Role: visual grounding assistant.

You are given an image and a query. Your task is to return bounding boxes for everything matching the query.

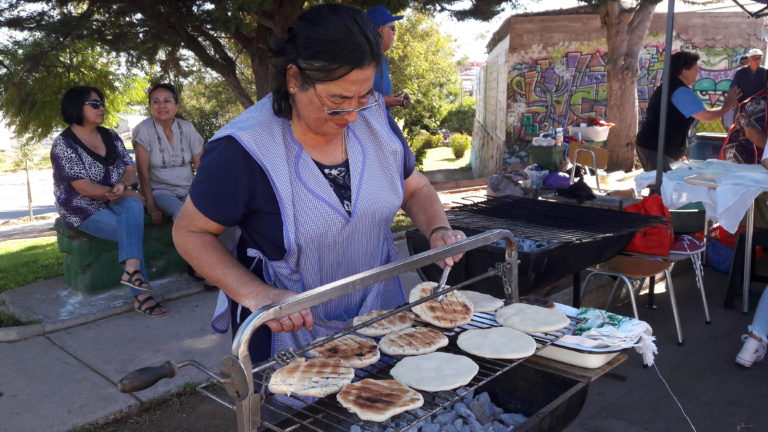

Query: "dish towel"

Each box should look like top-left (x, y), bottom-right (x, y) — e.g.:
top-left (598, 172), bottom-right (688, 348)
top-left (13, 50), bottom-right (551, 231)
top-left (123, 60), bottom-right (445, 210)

top-left (556, 305), bottom-right (658, 366)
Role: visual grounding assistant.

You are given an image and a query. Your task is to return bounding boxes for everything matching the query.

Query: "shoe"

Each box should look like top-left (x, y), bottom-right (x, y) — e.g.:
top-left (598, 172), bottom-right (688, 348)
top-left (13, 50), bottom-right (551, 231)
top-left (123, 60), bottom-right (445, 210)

top-left (669, 234), bottom-right (705, 255)
top-left (735, 332), bottom-right (767, 367)
top-left (133, 294), bottom-right (167, 318)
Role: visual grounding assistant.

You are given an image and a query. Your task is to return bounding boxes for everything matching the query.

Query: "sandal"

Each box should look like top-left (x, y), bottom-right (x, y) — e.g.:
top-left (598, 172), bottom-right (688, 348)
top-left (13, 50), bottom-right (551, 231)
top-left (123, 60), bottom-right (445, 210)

top-left (121, 269), bottom-right (153, 292)
top-left (134, 294), bottom-right (167, 318)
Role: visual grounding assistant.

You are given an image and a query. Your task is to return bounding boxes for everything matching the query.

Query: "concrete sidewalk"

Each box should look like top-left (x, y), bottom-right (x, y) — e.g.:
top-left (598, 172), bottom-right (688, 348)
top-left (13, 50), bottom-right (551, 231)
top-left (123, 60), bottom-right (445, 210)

top-left (0, 239), bottom-right (423, 432)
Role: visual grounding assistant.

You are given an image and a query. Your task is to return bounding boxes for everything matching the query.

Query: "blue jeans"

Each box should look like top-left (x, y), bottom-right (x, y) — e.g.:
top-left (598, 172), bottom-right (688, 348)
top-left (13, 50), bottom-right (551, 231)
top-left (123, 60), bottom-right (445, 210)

top-left (152, 190), bottom-right (186, 221)
top-left (749, 287), bottom-right (768, 340)
top-left (78, 196), bottom-right (147, 296)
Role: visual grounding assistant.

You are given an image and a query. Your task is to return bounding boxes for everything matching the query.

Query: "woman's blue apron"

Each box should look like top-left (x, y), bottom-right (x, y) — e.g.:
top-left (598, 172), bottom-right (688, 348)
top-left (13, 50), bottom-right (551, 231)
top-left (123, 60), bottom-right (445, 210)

top-left (209, 93), bottom-right (406, 356)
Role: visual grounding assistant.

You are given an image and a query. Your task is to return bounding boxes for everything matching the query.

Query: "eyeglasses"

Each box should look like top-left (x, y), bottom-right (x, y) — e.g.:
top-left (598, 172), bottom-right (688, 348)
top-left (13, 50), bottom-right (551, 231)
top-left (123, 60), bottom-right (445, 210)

top-left (311, 86), bottom-right (378, 116)
top-left (84, 100), bottom-right (105, 110)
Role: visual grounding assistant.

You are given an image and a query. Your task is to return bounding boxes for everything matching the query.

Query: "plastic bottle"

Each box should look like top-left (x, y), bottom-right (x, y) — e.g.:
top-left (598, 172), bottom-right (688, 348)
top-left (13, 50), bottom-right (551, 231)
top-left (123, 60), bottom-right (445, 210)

top-left (555, 128), bottom-right (564, 146)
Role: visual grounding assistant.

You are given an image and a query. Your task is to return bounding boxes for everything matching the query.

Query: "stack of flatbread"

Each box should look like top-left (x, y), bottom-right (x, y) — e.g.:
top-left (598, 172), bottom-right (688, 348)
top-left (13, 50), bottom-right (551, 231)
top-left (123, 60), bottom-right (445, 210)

top-left (457, 327), bottom-right (536, 359)
top-left (353, 309), bottom-right (415, 337)
top-left (409, 282), bottom-right (473, 328)
top-left (337, 379), bottom-right (424, 422)
top-left (379, 326), bottom-right (448, 356)
top-left (268, 357), bottom-right (354, 397)
top-left (496, 303), bottom-right (570, 334)
top-left (308, 335), bottom-right (380, 368)
top-left (390, 352), bottom-right (479, 392)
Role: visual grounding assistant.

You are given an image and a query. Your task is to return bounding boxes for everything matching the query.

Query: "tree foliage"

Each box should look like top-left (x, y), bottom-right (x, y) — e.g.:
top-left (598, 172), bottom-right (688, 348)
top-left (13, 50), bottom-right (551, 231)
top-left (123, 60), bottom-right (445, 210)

top-left (388, 11), bottom-right (459, 137)
top-left (440, 96), bottom-right (476, 134)
top-left (576, 0), bottom-right (662, 170)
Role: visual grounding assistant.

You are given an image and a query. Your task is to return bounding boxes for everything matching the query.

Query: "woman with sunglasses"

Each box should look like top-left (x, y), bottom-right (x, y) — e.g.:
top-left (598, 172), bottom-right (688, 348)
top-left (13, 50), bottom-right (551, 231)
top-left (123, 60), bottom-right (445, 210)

top-left (51, 86), bottom-right (167, 318)
top-left (173, 4), bottom-right (463, 364)
top-left (132, 83), bottom-right (203, 225)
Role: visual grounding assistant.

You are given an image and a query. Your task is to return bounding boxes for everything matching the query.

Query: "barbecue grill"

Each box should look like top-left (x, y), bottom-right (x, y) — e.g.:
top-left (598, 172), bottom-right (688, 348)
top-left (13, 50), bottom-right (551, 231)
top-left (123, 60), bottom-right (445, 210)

top-left (117, 230), bottom-right (598, 432)
top-left (407, 196), bottom-right (668, 302)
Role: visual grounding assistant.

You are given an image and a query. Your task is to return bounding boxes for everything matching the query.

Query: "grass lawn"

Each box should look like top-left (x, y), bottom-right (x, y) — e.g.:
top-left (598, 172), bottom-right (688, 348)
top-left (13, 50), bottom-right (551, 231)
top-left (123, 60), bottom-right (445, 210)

top-left (421, 146), bottom-right (471, 171)
top-left (0, 236), bottom-right (64, 295)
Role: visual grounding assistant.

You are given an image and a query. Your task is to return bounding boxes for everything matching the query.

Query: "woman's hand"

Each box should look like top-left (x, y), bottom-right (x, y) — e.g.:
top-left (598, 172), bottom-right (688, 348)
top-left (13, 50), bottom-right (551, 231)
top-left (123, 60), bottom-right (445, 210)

top-left (428, 227), bottom-right (466, 268)
top-left (251, 289), bottom-right (315, 334)
top-left (105, 182), bottom-right (126, 201)
top-left (147, 207), bottom-right (164, 224)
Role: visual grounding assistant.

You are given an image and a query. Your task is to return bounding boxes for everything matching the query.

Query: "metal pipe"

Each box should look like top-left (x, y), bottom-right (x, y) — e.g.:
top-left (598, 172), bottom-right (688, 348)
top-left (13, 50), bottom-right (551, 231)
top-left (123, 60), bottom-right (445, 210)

top-left (654, 0), bottom-right (676, 190)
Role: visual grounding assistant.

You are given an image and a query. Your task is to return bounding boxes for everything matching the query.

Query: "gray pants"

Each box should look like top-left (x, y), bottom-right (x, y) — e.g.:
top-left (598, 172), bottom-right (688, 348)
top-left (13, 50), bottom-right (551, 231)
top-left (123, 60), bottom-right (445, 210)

top-left (636, 145), bottom-right (676, 172)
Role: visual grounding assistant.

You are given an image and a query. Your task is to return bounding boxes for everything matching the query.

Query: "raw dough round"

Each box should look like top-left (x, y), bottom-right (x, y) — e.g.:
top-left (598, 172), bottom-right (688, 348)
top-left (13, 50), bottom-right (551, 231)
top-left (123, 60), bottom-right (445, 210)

top-left (459, 291), bottom-right (504, 312)
top-left (495, 302), bottom-right (570, 334)
top-left (457, 327), bottom-right (536, 359)
top-left (390, 352), bottom-right (478, 392)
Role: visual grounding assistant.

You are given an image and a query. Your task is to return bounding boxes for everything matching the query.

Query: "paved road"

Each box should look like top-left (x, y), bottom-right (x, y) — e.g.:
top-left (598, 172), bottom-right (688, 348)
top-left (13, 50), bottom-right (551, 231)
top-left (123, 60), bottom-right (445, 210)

top-left (0, 169), bottom-right (56, 222)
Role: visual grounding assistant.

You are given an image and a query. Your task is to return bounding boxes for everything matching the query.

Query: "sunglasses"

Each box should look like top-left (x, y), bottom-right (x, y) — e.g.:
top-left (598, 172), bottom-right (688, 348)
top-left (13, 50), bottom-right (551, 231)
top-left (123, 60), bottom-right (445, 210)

top-left (84, 100), bottom-right (106, 110)
top-left (311, 86), bottom-right (378, 116)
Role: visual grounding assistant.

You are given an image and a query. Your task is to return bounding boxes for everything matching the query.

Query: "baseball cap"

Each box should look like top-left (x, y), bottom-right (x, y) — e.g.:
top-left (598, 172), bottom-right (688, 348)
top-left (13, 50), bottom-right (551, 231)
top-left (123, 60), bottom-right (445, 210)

top-left (367, 6), bottom-right (403, 28)
top-left (747, 48), bottom-right (763, 57)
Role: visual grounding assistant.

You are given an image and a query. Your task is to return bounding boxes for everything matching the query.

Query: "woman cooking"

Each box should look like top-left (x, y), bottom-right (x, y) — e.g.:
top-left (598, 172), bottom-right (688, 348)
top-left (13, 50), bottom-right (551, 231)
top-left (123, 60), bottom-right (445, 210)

top-left (173, 4), bottom-right (464, 362)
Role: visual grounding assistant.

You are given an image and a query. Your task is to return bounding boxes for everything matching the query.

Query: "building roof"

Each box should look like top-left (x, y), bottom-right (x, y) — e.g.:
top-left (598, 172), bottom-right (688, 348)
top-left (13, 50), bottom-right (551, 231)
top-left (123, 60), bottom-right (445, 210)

top-left (486, 6), bottom-right (597, 52)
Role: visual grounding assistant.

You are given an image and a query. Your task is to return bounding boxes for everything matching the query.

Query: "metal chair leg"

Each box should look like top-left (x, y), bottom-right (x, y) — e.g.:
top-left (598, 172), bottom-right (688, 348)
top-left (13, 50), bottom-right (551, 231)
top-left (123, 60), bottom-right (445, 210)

top-left (604, 276), bottom-right (623, 311)
top-left (665, 269), bottom-right (684, 345)
top-left (691, 253), bottom-right (711, 324)
top-left (619, 275), bottom-right (640, 320)
top-left (581, 272), bottom-right (601, 304)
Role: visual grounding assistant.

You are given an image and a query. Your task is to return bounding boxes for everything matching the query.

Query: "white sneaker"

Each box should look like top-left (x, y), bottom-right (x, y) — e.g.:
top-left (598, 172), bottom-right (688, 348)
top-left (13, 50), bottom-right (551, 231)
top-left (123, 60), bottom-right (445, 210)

top-left (735, 333), bottom-right (767, 367)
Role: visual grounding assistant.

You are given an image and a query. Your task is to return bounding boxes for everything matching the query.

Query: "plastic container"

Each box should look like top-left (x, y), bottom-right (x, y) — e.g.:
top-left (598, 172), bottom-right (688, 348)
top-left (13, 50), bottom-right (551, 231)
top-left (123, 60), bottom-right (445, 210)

top-left (568, 126), bottom-right (610, 141)
top-left (535, 344), bottom-right (621, 369)
top-left (688, 132), bottom-right (726, 160)
top-left (529, 145), bottom-right (566, 172)
top-left (670, 201), bottom-right (706, 234)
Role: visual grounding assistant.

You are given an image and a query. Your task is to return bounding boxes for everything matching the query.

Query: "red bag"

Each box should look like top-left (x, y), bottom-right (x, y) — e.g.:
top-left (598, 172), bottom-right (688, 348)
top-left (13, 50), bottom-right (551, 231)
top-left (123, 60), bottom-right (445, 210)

top-left (623, 194), bottom-right (674, 256)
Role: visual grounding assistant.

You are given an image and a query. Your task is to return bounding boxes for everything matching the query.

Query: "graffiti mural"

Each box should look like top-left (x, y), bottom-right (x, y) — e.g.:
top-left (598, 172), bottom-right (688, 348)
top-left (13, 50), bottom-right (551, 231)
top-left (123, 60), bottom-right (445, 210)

top-left (509, 43), bottom-right (747, 140)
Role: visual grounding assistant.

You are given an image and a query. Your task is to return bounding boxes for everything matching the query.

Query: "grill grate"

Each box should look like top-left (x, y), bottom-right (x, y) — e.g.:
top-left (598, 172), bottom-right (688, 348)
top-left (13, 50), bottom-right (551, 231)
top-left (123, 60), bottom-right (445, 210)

top-left (445, 196), bottom-right (667, 245)
top-left (254, 312), bottom-right (583, 432)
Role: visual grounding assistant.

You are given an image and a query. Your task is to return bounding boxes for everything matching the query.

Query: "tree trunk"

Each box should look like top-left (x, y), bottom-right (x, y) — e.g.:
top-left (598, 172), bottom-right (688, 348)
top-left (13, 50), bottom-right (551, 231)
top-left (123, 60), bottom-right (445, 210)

top-left (602, 1), bottom-right (656, 171)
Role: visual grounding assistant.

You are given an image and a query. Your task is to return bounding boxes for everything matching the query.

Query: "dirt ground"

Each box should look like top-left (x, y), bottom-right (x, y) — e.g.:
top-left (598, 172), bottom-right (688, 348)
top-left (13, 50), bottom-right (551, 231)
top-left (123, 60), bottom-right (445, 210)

top-left (71, 386), bottom-right (235, 432)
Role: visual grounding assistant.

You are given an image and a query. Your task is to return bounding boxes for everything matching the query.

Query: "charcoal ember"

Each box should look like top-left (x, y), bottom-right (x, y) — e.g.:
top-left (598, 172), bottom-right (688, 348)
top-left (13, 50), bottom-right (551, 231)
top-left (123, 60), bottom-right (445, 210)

top-left (433, 410), bottom-right (458, 425)
top-left (500, 412), bottom-right (527, 428)
top-left (350, 426), bottom-right (362, 432)
top-left (454, 418), bottom-right (465, 430)
top-left (469, 393), bottom-right (495, 424)
top-left (421, 423), bottom-right (440, 432)
top-left (454, 401), bottom-right (476, 422)
top-left (468, 417), bottom-right (485, 432)
top-left (461, 390), bottom-right (475, 404)
top-left (442, 425), bottom-right (458, 432)
top-left (490, 421), bottom-right (507, 432)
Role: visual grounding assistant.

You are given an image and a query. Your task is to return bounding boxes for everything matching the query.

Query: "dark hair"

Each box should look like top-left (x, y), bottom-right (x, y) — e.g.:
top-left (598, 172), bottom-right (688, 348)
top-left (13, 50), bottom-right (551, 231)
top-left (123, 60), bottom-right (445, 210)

top-left (148, 83), bottom-right (179, 104)
top-left (270, 4), bottom-right (382, 119)
top-left (670, 51), bottom-right (700, 79)
top-left (61, 86), bottom-right (105, 126)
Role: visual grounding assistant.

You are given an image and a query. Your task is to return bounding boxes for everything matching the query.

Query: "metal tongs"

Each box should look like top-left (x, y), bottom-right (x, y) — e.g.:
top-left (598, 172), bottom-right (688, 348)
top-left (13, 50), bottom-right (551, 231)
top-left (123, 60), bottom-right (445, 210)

top-left (431, 264), bottom-right (453, 301)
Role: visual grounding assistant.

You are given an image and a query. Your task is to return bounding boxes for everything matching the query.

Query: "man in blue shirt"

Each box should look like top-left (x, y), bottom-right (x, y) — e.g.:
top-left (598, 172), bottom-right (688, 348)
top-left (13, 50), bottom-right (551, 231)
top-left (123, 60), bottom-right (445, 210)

top-left (367, 6), bottom-right (411, 111)
top-left (731, 48), bottom-right (767, 103)
top-left (636, 51), bottom-right (740, 172)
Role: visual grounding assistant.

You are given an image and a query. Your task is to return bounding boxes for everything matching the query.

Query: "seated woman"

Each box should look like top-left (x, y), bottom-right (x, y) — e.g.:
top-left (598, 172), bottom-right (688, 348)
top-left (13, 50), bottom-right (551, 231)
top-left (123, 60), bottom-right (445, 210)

top-left (132, 83), bottom-right (204, 224)
top-left (50, 85), bottom-right (167, 318)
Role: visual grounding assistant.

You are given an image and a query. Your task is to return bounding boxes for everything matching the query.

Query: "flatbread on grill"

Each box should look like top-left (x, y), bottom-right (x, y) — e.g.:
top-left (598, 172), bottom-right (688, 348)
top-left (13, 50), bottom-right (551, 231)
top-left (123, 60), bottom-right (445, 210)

top-left (390, 352), bottom-right (479, 392)
top-left (337, 379), bottom-right (424, 422)
top-left (408, 282), bottom-right (473, 328)
top-left (308, 334), bottom-right (380, 368)
top-left (459, 291), bottom-right (504, 312)
top-left (496, 303), bottom-right (570, 334)
top-left (268, 357), bottom-right (354, 398)
top-left (379, 326), bottom-right (448, 356)
top-left (353, 309), bottom-right (416, 337)
top-left (457, 327), bottom-right (537, 359)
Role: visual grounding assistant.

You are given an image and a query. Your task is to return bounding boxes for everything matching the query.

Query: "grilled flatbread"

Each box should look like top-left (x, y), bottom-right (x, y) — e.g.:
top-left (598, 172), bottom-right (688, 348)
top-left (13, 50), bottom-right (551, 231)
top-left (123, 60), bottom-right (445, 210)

top-left (459, 291), bottom-right (504, 312)
top-left (308, 334), bottom-right (380, 368)
top-left (353, 309), bottom-right (416, 337)
top-left (457, 327), bottom-right (537, 359)
top-left (268, 357), bottom-right (354, 398)
top-left (390, 352), bottom-right (479, 392)
top-left (409, 282), bottom-right (473, 328)
top-left (379, 326), bottom-right (448, 356)
top-left (337, 379), bottom-right (424, 422)
top-left (496, 303), bottom-right (570, 334)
